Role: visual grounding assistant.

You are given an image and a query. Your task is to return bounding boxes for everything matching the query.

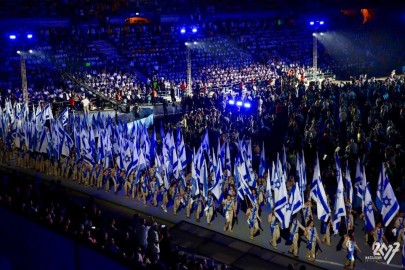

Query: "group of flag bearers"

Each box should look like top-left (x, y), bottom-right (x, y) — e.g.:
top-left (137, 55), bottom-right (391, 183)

top-left (1, 102), bottom-right (405, 269)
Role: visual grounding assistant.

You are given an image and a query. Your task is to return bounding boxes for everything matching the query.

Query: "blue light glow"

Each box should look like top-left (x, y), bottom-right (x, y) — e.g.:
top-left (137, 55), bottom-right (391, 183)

top-left (9, 35), bottom-right (16, 40)
top-left (236, 101), bottom-right (243, 106)
top-left (180, 28), bottom-right (186, 34)
top-left (244, 102), bottom-right (251, 108)
top-left (228, 100), bottom-right (235, 105)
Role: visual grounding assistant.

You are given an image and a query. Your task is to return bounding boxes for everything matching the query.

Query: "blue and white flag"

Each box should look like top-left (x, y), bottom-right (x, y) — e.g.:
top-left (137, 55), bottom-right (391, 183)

top-left (363, 182), bottom-right (375, 232)
top-left (225, 142), bottom-right (231, 172)
top-left (310, 153), bottom-right (331, 223)
top-left (258, 141), bottom-right (266, 178)
top-left (381, 174), bottom-right (400, 226)
top-left (290, 182), bottom-right (303, 216)
top-left (210, 158), bottom-right (223, 201)
top-left (375, 163), bottom-right (386, 212)
top-left (344, 161), bottom-right (353, 205)
top-left (42, 103), bottom-right (54, 122)
top-left (191, 159), bottom-right (200, 196)
top-left (176, 125), bottom-right (187, 170)
top-left (201, 159), bottom-right (209, 199)
top-left (333, 153), bottom-right (346, 235)
top-left (58, 107), bottom-right (69, 126)
top-left (354, 159), bottom-right (364, 200)
top-left (265, 169), bottom-right (274, 212)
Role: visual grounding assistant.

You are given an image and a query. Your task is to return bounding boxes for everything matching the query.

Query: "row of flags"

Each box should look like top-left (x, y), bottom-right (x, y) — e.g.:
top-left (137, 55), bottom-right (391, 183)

top-left (1, 101), bottom-right (401, 234)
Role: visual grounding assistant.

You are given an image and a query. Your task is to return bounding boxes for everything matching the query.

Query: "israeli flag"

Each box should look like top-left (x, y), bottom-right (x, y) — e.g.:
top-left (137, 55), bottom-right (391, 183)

top-left (210, 159), bottom-right (223, 201)
top-left (333, 153), bottom-right (346, 235)
top-left (363, 183), bottom-right (375, 232)
top-left (58, 107), bottom-right (69, 126)
top-left (375, 163), bottom-right (385, 212)
top-left (354, 159), bottom-right (364, 200)
top-left (311, 153), bottom-right (331, 223)
top-left (381, 174), bottom-right (400, 226)
top-left (344, 161), bottom-right (353, 205)
top-left (258, 141), bottom-right (266, 178)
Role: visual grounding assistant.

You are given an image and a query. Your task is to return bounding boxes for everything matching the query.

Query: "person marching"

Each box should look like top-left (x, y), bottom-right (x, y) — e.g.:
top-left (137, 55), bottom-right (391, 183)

top-left (268, 209), bottom-right (280, 249)
top-left (205, 191), bottom-right (215, 225)
top-left (302, 198), bottom-right (313, 225)
top-left (160, 183), bottom-right (169, 213)
top-left (124, 170), bottom-right (133, 197)
top-left (149, 177), bottom-right (159, 207)
top-left (305, 219), bottom-right (322, 262)
top-left (288, 214), bottom-right (306, 257)
top-left (185, 183), bottom-right (193, 218)
top-left (194, 193), bottom-right (203, 222)
top-left (321, 218), bottom-right (332, 246)
top-left (343, 230), bottom-right (361, 270)
top-left (246, 200), bottom-right (261, 240)
top-left (223, 194), bottom-right (235, 232)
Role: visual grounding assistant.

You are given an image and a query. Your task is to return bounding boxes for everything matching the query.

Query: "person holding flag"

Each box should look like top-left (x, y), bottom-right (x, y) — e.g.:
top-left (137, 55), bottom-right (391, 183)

top-left (393, 213), bottom-right (405, 246)
top-left (149, 177), bottom-right (159, 207)
top-left (343, 230), bottom-right (361, 270)
top-left (288, 214), bottom-right (306, 257)
top-left (194, 193), bottom-right (204, 222)
top-left (305, 219), bottom-right (322, 262)
top-left (302, 198), bottom-right (313, 225)
top-left (246, 200), bottom-right (261, 240)
top-left (268, 209), bottom-right (280, 249)
top-left (185, 183), bottom-right (194, 218)
top-left (205, 190), bottom-right (215, 225)
top-left (223, 193), bottom-right (236, 233)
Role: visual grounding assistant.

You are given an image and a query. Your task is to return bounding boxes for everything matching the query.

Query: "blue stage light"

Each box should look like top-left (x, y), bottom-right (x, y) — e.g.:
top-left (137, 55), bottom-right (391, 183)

top-left (244, 102), bottom-right (251, 108)
top-left (27, 34), bottom-right (33, 39)
top-left (180, 28), bottom-right (186, 34)
top-left (192, 27), bottom-right (197, 33)
top-left (236, 101), bottom-right (243, 106)
top-left (228, 100), bottom-right (235, 105)
top-left (319, 21), bottom-right (324, 25)
top-left (310, 21), bottom-right (314, 25)
top-left (9, 35), bottom-right (16, 40)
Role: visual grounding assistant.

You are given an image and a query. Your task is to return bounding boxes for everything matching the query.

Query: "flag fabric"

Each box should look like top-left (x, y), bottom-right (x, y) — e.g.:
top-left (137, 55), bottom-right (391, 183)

top-left (273, 155), bottom-right (288, 226)
top-left (58, 107), bottom-right (69, 126)
top-left (191, 159), bottom-right (200, 196)
top-left (375, 163), bottom-right (385, 212)
top-left (344, 161), bottom-right (353, 205)
top-left (354, 159), bottom-right (364, 200)
top-left (210, 159), bottom-right (223, 201)
top-left (381, 173), bottom-right (400, 226)
top-left (265, 169), bottom-right (274, 212)
top-left (310, 153), bottom-right (331, 223)
top-left (333, 153), bottom-right (346, 235)
top-left (258, 141), bottom-right (266, 178)
top-left (363, 182), bottom-right (375, 232)
top-left (290, 182), bottom-right (303, 216)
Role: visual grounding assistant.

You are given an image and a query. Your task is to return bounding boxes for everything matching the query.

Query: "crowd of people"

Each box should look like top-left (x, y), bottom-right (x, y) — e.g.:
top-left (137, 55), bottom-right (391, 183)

top-left (0, 70), bottom-right (404, 269)
top-left (0, 9), bottom-right (404, 270)
top-left (0, 169), bottom-right (232, 270)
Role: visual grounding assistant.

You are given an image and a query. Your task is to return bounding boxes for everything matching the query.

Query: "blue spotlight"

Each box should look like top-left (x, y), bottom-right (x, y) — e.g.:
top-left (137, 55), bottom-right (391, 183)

top-left (228, 100), bottom-right (235, 105)
top-left (180, 28), bottom-right (186, 34)
top-left (319, 21), bottom-right (324, 25)
top-left (236, 101), bottom-right (243, 107)
top-left (244, 102), bottom-right (251, 108)
top-left (27, 34), bottom-right (33, 39)
top-left (192, 27), bottom-right (197, 33)
top-left (9, 35), bottom-right (16, 40)
top-left (310, 21), bottom-right (314, 25)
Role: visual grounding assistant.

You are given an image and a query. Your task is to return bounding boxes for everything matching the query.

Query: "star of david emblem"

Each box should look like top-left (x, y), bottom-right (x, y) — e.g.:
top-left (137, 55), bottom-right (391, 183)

top-left (286, 203), bottom-right (292, 211)
top-left (337, 189), bottom-right (342, 196)
top-left (366, 201), bottom-right (373, 213)
top-left (125, 155), bottom-right (131, 163)
top-left (274, 179), bottom-right (281, 189)
top-left (382, 196), bottom-right (391, 207)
